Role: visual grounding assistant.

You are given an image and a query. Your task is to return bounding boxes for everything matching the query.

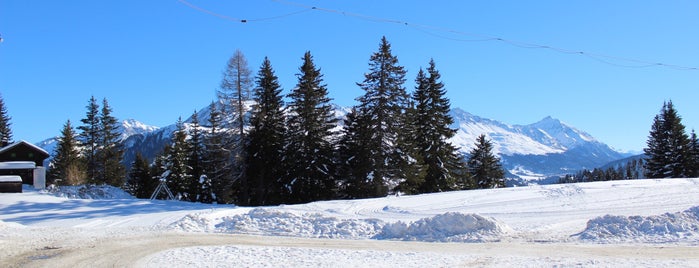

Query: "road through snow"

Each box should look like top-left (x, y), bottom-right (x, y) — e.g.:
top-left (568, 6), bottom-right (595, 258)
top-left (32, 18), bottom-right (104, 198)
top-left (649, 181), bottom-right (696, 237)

top-left (4, 231), bottom-right (699, 268)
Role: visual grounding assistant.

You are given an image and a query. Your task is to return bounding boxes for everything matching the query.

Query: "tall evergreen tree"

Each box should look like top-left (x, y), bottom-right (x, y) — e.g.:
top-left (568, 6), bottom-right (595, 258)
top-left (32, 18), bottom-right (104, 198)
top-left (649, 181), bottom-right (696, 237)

top-left (166, 117), bottom-right (194, 200)
top-left (188, 110), bottom-right (205, 199)
top-left (402, 60), bottom-right (467, 194)
top-left (467, 134), bottom-right (505, 189)
top-left (0, 94), bottom-right (12, 147)
top-left (203, 102), bottom-right (233, 203)
top-left (347, 36), bottom-right (409, 197)
top-left (245, 57), bottom-right (286, 206)
top-left (99, 98), bottom-right (126, 186)
top-left (48, 120), bottom-right (85, 185)
top-left (284, 51), bottom-right (338, 203)
top-left (78, 96), bottom-right (101, 184)
top-left (644, 100), bottom-right (692, 178)
top-left (688, 130), bottom-right (699, 177)
top-left (126, 153), bottom-right (154, 199)
top-left (337, 108), bottom-right (377, 199)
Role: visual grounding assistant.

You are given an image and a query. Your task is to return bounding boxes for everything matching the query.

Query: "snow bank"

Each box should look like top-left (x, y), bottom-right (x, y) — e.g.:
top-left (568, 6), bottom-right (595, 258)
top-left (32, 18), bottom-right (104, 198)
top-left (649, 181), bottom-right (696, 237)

top-left (376, 212), bottom-right (508, 242)
top-left (171, 209), bottom-right (509, 243)
top-left (578, 206), bottom-right (699, 243)
top-left (172, 208), bottom-right (384, 239)
top-left (44, 185), bottom-right (134, 199)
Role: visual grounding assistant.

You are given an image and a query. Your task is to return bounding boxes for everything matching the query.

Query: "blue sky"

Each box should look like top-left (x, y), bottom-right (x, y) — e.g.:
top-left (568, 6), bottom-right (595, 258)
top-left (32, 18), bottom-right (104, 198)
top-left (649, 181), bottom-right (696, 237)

top-left (1, 0), bottom-right (697, 153)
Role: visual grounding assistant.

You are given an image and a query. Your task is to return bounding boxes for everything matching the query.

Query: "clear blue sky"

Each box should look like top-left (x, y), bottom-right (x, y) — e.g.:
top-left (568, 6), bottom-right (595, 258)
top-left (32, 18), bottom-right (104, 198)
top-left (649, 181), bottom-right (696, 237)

top-left (1, 0), bottom-right (697, 153)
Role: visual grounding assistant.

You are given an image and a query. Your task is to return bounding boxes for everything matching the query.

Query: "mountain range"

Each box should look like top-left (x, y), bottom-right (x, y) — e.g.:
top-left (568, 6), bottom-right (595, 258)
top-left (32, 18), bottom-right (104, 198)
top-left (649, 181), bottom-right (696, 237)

top-left (37, 104), bottom-right (628, 186)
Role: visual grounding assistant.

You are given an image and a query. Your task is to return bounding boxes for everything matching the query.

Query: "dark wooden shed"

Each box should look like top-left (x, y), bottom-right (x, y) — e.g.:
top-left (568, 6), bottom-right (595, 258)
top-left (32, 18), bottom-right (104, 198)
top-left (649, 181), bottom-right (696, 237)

top-left (0, 141), bottom-right (49, 186)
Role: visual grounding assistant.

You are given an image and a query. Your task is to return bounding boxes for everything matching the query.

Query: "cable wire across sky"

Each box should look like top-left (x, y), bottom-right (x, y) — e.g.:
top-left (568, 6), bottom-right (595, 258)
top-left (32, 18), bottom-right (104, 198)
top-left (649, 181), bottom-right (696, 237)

top-left (178, 0), bottom-right (697, 72)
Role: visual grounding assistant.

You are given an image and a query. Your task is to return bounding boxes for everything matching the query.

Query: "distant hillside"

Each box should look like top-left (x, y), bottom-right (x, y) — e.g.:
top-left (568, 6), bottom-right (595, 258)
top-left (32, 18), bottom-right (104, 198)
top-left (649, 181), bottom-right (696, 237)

top-left (37, 103), bottom-right (626, 186)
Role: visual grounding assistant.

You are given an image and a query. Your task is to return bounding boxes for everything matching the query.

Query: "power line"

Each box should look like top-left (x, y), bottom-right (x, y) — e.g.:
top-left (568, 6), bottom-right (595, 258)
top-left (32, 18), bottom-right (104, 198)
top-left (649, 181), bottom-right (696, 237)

top-left (178, 0), bottom-right (312, 23)
top-left (270, 0), bottom-right (698, 71)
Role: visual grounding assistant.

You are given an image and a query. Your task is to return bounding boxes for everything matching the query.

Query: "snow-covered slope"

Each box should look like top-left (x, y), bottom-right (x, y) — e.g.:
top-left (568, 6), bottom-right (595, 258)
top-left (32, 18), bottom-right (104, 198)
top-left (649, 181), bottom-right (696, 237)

top-left (1, 179), bottom-right (699, 266)
top-left (448, 108), bottom-right (624, 182)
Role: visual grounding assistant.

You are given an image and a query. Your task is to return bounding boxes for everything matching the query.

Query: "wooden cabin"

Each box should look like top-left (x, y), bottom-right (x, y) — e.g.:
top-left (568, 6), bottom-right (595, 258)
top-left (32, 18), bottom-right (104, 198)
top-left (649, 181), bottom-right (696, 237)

top-left (0, 140), bottom-right (49, 191)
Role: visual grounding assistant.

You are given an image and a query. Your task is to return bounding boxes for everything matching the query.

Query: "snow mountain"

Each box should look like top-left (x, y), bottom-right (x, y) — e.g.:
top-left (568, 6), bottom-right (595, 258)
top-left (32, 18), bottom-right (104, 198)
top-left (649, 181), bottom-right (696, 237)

top-left (37, 105), bottom-right (625, 185)
top-left (448, 108), bottom-right (624, 184)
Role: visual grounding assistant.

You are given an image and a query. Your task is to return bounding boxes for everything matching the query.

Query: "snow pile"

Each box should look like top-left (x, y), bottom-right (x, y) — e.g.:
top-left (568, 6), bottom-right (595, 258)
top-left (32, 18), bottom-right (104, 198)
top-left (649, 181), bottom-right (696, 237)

top-left (173, 208), bottom-right (384, 239)
top-left (376, 212), bottom-right (508, 242)
top-left (578, 206), bottom-right (699, 243)
top-left (44, 185), bottom-right (134, 199)
top-left (171, 209), bottom-right (509, 242)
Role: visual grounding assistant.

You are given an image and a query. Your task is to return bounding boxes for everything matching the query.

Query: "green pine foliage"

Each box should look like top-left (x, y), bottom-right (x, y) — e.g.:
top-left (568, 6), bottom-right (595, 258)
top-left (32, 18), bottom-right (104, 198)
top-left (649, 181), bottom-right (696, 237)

top-left (644, 101), bottom-right (693, 178)
top-left (688, 130), bottom-right (699, 177)
top-left (126, 153), bottom-right (155, 198)
top-left (467, 134), bottom-right (505, 189)
top-left (48, 120), bottom-right (85, 185)
top-left (245, 57), bottom-right (287, 206)
top-left (78, 96), bottom-right (101, 184)
top-left (337, 108), bottom-right (378, 199)
top-left (188, 110), bottom-right (205, 200)
top-left (203, 102), bottom-right (234, 204)
top-left (166, 117), bottom-right (194, 201)
top-left (401, 60), bottom-right (467, 194)
top-left (284, 51), bottom-right (339, 204)
top-left (345, 36), bottom-right (409, 197)
top-left (99, 98), bottom-right (126, 186)
top-left (0, 94), bottom-right (12, 147)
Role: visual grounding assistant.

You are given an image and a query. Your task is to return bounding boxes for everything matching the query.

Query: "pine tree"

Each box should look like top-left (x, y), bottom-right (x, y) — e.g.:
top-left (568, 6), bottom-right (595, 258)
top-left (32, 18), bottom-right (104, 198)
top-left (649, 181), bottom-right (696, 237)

top-left (166, 117), bottom-right (194, 201)
top-left (48, 120), bottom-right (85, 185)
top-left (126, 153), bottom-right (154, 198)
top-left (348, 36), bottom-right (409, 197)
top-left (284, 51), bottom-right (338, 203)
top-left (78, 96), bottom-right (101, 184)
top-left (0, 94), bottom-right (12, 147)
top-left (337, 108), bottom-right (377, 199)
top-left (402, 60), bottom-right (467, 194)
top-left (99, 98), bottom-right (126, 186)
top-left (467, 134), bottom-right (505, 189)
top-left (644, 101), bottom-right (692, 178)
top-left (188, 110), bottom-right (205, 200)
top-left (197, 175), bottom-right (216, 204)
top-left (245, 57), bottom-right (286, 206)
top-left (202, 102), bottom-right (234, 203)
top-left (687, 130), bottom-right (699, 177)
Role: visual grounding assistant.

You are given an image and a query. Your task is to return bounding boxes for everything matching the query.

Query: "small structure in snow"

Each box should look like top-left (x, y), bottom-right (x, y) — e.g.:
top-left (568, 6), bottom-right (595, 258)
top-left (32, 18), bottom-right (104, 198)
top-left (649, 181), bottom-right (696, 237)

top-left (0, 140), bottom-right (49, 189)
top-left (150, 178), bottom-right (176, 200)
top-left (0, 175), bottom-right (22, 193)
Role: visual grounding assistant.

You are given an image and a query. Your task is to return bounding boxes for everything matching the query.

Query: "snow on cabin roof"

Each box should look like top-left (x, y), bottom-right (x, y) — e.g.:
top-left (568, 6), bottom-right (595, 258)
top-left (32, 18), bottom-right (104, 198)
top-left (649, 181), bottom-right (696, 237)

top-left (0, 140), bottom-right (49, 156)
top-left (0, 161), bottom-right (36, 169)
top-left (0, 175), bottom-right (22, 182)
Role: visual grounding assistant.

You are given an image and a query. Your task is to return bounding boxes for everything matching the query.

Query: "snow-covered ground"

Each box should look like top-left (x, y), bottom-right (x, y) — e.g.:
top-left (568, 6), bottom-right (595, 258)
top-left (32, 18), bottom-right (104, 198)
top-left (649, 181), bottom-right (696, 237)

top-left (2, 179), bottom-right (699, 267)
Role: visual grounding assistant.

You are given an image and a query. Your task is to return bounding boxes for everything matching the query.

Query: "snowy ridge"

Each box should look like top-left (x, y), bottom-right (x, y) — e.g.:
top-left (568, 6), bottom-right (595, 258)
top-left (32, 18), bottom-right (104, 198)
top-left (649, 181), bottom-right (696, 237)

top-left (119, 119), bottom-right (160, 140)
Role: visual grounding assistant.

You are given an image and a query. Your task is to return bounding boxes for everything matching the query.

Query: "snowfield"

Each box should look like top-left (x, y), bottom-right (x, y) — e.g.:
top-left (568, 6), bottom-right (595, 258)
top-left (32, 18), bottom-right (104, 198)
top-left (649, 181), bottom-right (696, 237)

top-left (1, 179), bottom-right (699, 267)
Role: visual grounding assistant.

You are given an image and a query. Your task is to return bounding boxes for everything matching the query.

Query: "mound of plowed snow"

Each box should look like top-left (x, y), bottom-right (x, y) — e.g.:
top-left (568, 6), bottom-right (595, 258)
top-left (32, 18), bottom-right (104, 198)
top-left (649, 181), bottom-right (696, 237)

top-left (171, 209), bottom-right (509, 242)
top-left (172, 208), bottom-right (384, 239)
top-left (578, 206), bottom-right (699, 243)
top-left (376, 212), bottom-right (508, 242)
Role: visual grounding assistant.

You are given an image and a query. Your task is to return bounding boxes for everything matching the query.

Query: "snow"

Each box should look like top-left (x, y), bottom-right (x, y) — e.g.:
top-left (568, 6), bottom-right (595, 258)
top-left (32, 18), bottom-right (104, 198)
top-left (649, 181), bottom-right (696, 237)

top-left (1, 178), bottom-right (699, 266)
top-left (578, 206), bottom-right (699, 243)
top-left (0, 175), bottom-right (22, 182)
top-left (0, 161), bottom-right (35, 169)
